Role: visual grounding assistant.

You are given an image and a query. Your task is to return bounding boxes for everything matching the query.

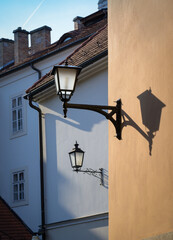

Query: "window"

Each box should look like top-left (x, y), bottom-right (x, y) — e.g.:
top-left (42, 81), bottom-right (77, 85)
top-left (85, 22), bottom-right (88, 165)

top-left (11, 168), bottom-right (28, 207)
top-left (10, 94), bottom-right (27, 138)
top-left (13, 171), bottom-right (25, 201)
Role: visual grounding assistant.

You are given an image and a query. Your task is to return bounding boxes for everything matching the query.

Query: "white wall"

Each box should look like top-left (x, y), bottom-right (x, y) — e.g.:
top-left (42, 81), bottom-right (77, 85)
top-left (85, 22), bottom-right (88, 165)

top-left (39, 66), bottom-right (108, 227)
top-left (0, 43), bottom-right (82, 232)
top-left (0, 68), bottom-right (41, 232)
top-left (47, 214), bottom-right (108, 240)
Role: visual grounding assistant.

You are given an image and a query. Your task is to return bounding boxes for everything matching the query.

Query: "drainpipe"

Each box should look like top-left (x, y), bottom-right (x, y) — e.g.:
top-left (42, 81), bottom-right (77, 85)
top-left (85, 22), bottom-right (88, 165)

top-left (28, 64), bottom-right (45, 240)
top-left (30, 63), bottom-right (41, 79)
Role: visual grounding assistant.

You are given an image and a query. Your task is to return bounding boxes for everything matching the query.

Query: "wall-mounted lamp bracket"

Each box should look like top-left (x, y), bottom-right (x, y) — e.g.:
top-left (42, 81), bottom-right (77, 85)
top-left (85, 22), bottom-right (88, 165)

top-left (63, 99), bottom-right (122, 140)
top-left (74, 168), bottom-right (104, 185)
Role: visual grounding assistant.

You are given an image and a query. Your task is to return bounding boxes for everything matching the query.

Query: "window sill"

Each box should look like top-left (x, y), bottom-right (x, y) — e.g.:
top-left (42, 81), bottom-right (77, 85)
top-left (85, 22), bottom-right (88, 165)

top-left (11, 199), bottom-right (29, 208)
top-left (10, 130), bottom-right (27, 140)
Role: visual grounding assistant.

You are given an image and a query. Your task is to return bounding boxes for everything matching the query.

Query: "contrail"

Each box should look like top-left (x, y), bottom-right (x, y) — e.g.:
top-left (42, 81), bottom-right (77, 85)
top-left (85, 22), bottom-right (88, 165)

top-left (22, 0), bottom-right (46, 28)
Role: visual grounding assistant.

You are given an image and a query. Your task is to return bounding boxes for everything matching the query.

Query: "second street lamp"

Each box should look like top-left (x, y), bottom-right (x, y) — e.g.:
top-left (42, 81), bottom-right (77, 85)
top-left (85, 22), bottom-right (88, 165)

top-left (69, 142), bottom-right (104, 186)
top-left (69, 142), bottom-right (85, 172)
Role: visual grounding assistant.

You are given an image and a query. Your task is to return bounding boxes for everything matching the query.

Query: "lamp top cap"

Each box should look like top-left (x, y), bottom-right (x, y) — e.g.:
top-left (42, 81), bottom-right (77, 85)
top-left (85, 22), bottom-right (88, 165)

top-left (51, 64), bottom-right (82, 75)
top-left (69, 141), bottom-right (85, 154)
top-left (52, 64), bottom-right (82, 73)
top-left (75, 141), bottom-right (79, 148)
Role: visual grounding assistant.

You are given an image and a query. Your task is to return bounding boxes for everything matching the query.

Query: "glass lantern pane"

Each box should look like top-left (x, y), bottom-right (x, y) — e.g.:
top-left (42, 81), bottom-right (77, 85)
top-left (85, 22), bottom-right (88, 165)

top-left (69, 152), bottom-right (76, 168)
top-left (75, 152), bottom-right (84, 167)
top-left (54, 72), bottom-right (59, 93)
top-left (58, 68), bottom-right (77, 91)
top-left (61, 90), bottom-right (71, 100)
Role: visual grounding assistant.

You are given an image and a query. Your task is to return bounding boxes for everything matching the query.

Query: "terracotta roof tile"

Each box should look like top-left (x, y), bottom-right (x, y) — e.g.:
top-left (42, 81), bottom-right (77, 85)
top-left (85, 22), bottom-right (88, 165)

top-left (26, 24), bottom-right (107, 94)
top-left (0, 197), bottom-right (33, 240)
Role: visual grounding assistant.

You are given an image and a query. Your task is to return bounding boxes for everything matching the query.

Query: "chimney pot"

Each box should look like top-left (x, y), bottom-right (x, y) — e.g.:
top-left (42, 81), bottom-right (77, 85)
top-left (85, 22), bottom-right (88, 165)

top-left (73, 16), bottom-right (83, 30)
top-left (98, 0), bottom-right (107, 10)
top-left (13, 27), bottom-right (29, 64)
top-left (30, 25), bottom-right (52, 53)
top-left (0, 38), bottom-right (14, 68)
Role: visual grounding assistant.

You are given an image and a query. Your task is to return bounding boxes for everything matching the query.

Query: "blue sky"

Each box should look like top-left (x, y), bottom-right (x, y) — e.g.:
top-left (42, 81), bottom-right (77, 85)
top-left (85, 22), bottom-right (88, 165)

top-left (0, 0), bottom-right (98, 44)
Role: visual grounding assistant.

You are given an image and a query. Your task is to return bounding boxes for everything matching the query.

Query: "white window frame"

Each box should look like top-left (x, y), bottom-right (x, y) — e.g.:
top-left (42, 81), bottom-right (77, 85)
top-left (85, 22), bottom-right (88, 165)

top-left (10, 93), bottom-right (27, 139)
top-left (11, 167), bottom-right (28, 207)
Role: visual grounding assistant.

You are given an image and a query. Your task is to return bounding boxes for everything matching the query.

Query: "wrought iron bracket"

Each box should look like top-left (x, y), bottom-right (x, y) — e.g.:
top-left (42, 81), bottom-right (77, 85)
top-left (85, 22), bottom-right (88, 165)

top-left (74, 168), bottom-right (104, 185)
top-left (63, 99), bottom-right (122, 140)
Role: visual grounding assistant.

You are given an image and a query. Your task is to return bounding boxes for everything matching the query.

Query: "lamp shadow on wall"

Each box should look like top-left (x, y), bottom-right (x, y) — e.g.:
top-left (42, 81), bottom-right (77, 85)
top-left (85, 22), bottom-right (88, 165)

top-left (122, 89), bottom-right (166, 155)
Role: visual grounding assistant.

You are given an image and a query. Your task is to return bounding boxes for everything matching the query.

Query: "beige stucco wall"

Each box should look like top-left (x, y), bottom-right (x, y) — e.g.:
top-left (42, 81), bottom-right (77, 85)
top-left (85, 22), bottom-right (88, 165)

top-left (108, 1), bottom-right (173, 239)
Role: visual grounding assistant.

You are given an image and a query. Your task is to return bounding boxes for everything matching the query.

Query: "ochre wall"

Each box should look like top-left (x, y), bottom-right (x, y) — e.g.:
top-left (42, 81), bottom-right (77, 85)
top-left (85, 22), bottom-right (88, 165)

top-left (108, 1), bottom-right (173, 239)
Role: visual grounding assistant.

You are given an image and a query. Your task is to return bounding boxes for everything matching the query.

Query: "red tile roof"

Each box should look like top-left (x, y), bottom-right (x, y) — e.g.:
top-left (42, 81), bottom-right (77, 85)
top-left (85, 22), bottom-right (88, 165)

top-left (26, 24), bottom-right (107, 95)
top-left (0, 197), bottom-right (33, 240)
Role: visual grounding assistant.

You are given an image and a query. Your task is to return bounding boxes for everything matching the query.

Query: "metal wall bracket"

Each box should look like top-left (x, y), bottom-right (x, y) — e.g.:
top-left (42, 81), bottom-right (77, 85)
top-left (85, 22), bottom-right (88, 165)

top-left (63, 99), bottom-right (122, 140)
top-left (74, 168), bottom-right (104, 185)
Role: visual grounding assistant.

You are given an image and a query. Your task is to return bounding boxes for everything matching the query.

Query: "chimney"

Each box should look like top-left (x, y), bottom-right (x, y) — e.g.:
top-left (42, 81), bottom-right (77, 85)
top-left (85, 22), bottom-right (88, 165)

top-left (98, 0), bottom-right (107, 10)
top-left (0, 38), bottom-right (14, 68)
top-left (30, 25), bottom-right (52, 53)
top-left (13, 27), bottom-right (29, 64)
top-left (73, 16), bottom-right (83, 30)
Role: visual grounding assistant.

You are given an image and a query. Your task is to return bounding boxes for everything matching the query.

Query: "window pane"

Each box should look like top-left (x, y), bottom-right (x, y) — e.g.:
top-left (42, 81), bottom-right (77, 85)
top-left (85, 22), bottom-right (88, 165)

top-left (14, 192), bottom-right (18, 201)
top-left (18, 119), bottom-right (23, 131)
top-left (13, 184), bottom-right (18, 192)
top-left (12, 110), bottom-right (17, 121)
top-left (20, 192), bottom-right (24, 200)
top-left (12, 99), bottom-right (16, 108)
top-left (13, 121), bottom-right (17, 132)
top-left (18, 97), bottom-right (22, 106)
top-left (13, 174), bottom-right (18, 182)
top-left (19, 183), bottom-right (24, 200)
top-left (19, 172), bottom-right (24, 181)
top-left (19, 183), bottom-right (24, 191)
top-left (18, 109), bottom-right (22, 119)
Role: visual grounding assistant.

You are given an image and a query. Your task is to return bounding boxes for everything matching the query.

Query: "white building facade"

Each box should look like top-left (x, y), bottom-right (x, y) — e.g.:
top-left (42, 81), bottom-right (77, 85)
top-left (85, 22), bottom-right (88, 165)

top-left (0, 4), bottom-right (108, 240)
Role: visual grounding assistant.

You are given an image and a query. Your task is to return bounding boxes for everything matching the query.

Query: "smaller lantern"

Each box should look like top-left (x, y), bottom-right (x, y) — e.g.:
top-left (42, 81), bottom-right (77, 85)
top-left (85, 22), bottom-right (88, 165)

top-left (69, 142), bottom-right (85, 171)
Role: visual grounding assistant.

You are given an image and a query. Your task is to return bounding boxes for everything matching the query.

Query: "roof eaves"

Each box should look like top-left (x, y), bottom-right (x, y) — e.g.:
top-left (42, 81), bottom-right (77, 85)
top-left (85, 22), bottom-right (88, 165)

top-left (24, 78), bottom-right (55, 99)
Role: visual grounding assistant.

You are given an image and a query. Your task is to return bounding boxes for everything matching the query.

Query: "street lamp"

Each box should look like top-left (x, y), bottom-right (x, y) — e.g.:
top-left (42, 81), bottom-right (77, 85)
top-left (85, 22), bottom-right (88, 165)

top-left (69, 141), bottom-right (85, 171)
top-left (51, 63), bottom-right (82, 102)
top-left (69, 142), bottom-right (104, 185)
top-left (51, 63), bottom-right (122, 139)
